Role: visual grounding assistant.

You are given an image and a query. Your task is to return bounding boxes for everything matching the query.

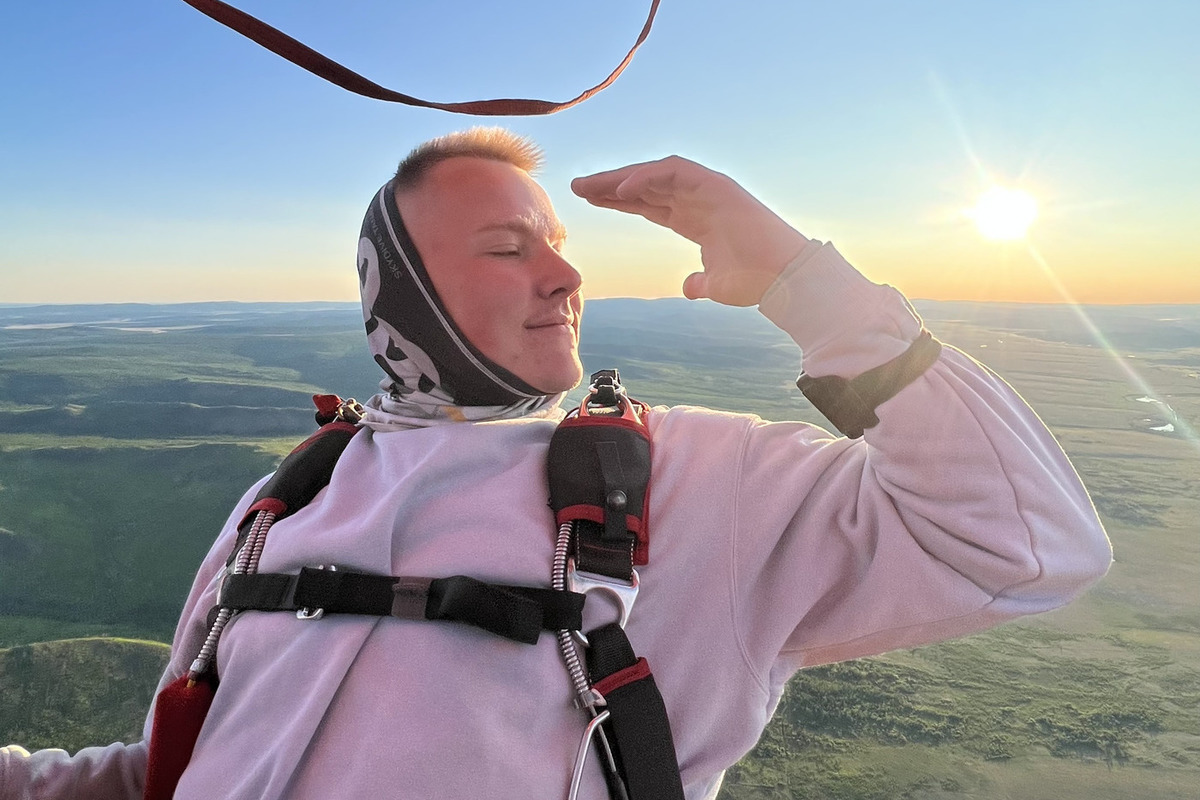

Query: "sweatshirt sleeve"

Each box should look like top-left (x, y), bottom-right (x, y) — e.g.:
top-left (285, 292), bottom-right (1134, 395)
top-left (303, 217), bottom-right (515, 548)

top-left (731, 241), bottom-right (1112, 679)
top-left (0, 478), bottom-right (267, 800)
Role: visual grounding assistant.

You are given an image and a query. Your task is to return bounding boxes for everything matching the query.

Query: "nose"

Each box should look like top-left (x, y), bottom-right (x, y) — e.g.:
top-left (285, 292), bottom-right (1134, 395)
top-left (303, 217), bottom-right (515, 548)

top-left (536, 244), bottom-right (583, 300)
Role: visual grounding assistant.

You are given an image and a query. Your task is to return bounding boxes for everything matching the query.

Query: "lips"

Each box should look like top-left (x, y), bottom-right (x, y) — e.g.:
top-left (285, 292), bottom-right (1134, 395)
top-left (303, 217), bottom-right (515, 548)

top-left (525, 315), bottom-right (574, 330)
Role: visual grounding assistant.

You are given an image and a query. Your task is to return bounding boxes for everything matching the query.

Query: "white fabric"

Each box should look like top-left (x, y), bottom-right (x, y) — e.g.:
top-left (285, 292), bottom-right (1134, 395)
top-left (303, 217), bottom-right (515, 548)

top-left (1, 242), bottom-right (1112, 800)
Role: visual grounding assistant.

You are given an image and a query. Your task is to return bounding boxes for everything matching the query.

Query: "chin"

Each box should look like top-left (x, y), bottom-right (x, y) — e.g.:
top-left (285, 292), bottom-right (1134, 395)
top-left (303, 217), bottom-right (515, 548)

top-left (531, 363), bottom-right (584, 395)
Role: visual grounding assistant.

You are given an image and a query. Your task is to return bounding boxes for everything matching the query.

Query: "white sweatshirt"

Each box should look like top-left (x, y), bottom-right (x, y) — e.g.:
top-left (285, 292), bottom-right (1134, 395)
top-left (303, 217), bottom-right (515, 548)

top-left (0, 242), bottom-right (1112, 800)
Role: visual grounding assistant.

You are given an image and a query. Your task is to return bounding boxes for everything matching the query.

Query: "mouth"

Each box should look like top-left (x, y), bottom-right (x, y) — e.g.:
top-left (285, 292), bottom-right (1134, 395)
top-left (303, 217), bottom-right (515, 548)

top-left (525, 315), bottom-right (578, 346)
top-left (525, 315), bottom-right (575, 331)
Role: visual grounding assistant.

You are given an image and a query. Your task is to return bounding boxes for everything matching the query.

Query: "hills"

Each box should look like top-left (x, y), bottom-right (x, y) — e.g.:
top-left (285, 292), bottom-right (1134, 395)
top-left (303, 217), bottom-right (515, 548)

top-left (0, 638), bottom-right (167, 753)
top-left (1, 299), bottom-right (1198, 798)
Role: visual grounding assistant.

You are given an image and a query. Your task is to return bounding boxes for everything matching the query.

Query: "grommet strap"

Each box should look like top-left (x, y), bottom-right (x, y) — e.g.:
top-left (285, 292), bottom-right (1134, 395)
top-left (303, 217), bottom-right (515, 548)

top-left (797, 329), bottom-right (943, 439)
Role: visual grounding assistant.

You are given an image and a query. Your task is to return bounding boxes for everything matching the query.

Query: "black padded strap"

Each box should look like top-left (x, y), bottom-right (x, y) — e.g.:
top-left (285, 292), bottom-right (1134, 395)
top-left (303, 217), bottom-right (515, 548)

top-left (227, 420), bottom-right (359, 566)
top-left (574, 521), bottom-right (637, 582)
top-left (797, 329), bottom-right (943, 439)
top-left (219, 569), bottom-right (584, 644)
top-left (595, 441), bottom-right (630, 542)
top-left (587, 623), bottom-right (686, 800)
top-left (250, 421), bottom-right (359, 523)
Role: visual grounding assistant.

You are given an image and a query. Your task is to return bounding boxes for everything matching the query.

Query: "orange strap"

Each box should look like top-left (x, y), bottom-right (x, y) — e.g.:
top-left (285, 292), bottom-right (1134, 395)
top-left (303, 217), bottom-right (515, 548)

top-left (179, 0), bottom-right (660, 115)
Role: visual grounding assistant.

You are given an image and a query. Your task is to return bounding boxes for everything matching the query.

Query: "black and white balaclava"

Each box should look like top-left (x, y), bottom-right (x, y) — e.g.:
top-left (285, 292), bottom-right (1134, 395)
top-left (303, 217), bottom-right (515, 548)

top-left (356, 180), bottom-right (567, 429)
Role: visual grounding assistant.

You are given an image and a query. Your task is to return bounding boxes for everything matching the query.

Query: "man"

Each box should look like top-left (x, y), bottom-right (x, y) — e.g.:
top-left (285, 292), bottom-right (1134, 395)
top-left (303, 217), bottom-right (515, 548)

top-left (1, 127), bottom-right (1111, 799)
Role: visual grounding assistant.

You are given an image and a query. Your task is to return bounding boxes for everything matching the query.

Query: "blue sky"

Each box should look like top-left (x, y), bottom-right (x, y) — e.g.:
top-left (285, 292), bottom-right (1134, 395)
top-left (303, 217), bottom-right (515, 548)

top-left (2, 1), bottom-right (1197, 303)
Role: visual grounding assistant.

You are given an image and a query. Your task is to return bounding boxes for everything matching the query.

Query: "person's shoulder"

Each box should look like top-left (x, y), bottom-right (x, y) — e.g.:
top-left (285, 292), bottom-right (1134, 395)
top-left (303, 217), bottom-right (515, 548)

top-left (646, 403), bottom-right (761, 444)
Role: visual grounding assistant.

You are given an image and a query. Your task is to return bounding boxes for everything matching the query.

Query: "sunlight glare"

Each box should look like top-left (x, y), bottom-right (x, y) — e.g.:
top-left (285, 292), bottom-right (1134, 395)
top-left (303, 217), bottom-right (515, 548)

top-left (968, 187), bottom-right (1038, 241)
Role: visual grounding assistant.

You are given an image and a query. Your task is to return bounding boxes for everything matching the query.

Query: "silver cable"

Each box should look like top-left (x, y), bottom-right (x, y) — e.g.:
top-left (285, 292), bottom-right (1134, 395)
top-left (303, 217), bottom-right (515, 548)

top-left (188, 509), bottom-right (276, 681)
top-left (553, 521), bottom-right (592, 701)
top-left (553, 520), bottom-right (625, 799)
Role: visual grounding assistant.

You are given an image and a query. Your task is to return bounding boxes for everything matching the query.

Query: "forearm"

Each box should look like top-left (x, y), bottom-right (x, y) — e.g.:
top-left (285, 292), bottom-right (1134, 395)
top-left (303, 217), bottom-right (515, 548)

top-left (1, 741), bottom-right (147, 800)
top-left (738, 242), bottom-right (1111, 668)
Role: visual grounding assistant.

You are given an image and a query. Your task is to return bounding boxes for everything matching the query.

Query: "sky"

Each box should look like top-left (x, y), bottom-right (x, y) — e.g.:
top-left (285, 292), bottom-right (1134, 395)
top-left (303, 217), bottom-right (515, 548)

top-left (1, 0), bottom-right (1197, 305)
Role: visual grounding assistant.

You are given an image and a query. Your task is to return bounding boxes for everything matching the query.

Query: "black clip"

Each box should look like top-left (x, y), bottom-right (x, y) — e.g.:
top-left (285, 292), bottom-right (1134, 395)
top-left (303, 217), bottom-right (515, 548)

top-left (588, 369), bottom-right (624, 407)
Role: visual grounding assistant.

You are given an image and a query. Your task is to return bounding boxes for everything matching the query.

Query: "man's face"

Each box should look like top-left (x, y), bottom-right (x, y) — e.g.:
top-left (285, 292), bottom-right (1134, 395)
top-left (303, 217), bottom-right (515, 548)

top-left (396, 157), bottom-right (584, 394)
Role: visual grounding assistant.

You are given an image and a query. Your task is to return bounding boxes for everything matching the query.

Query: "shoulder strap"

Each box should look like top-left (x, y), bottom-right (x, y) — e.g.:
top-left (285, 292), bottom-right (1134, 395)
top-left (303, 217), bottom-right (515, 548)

top-left (549, 370), bottom-right (653, 576)
top-left (225, 397), bottom-right (363, 566)
top-left (144, 395), bottom-right (363, 800)
top-left (549, 371), bottom-right (686, 800)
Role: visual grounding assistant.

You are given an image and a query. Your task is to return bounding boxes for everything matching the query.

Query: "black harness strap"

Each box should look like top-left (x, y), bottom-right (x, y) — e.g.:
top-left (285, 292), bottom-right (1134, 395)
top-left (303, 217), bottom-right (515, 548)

top-left (548, 370), bottom-right (685, 800)
top-left (226, 419), bottom-right (360, 566)
top-left (220, 569), bottom-right (585, 645)
top-left (587, 624), bottom-right (687, 800)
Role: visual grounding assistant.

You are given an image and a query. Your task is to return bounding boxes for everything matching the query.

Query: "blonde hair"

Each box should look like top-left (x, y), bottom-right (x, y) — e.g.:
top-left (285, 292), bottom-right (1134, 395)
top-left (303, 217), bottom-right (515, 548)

top-left (393, 127), bottom-right (544, 192)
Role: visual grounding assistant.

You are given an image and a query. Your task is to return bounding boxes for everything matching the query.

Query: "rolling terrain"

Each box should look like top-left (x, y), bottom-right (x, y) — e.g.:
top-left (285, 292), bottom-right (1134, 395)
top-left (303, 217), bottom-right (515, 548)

top-left (1, 299), bottom-right (1197, 798)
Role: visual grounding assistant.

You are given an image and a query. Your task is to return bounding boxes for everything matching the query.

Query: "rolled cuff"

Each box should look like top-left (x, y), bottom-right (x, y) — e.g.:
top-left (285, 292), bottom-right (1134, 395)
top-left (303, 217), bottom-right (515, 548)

top-left (758, 241), bottom-right (923, 378)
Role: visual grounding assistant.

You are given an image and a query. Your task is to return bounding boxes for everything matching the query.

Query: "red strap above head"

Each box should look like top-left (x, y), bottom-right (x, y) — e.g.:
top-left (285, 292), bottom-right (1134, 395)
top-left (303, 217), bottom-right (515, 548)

top-left (179, 0), bottom-right (661, 115)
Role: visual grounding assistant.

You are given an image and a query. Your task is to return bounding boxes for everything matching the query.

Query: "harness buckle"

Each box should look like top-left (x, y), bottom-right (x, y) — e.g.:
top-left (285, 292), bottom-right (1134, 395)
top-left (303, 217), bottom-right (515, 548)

top-left (567, 559), bottom-right (639, 647)
top-left (585, 369), bottom-right (626, 410)
top-left (296, 564), bottom-right (337, 620)
top-left (336, 398), bottom-right (365, 424)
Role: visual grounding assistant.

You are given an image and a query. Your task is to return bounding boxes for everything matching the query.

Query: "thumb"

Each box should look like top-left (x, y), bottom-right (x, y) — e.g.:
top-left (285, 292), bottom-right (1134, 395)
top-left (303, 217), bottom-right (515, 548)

top-left (682, 272), bottom-right (709, 300)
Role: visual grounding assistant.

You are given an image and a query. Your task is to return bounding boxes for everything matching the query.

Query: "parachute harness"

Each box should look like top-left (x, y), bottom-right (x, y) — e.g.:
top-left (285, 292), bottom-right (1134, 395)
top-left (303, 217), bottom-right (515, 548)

top-left (145, 379), bottom-right (684, 800)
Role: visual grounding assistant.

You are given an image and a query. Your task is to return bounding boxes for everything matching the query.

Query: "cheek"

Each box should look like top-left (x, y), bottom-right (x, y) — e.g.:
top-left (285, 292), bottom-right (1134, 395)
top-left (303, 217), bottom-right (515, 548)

top-left (444, 277), bottom-right (522, 357)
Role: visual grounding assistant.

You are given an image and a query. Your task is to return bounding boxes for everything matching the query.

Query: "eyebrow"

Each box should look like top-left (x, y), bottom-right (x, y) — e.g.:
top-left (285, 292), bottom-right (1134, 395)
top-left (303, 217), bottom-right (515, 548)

top-left (475, 217), bottom-right (568, 244)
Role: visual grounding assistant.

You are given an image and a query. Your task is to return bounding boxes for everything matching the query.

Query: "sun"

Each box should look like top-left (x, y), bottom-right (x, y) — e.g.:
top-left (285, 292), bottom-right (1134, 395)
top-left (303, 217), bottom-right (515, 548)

top-left (967, 186), bottom-right (1038, 241)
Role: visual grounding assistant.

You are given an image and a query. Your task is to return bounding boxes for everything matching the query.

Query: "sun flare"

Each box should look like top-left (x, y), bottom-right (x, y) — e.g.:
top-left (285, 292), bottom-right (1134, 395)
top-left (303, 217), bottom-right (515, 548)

top-left (968, 187), bottom-right (1038, 241)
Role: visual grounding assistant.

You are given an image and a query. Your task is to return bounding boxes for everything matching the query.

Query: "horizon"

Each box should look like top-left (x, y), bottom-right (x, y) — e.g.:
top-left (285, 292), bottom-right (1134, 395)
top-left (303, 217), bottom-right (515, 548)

top-left (3, 297), bottom-right (1200, 310)
top-left (2, 2), bottom-right (1198, 305)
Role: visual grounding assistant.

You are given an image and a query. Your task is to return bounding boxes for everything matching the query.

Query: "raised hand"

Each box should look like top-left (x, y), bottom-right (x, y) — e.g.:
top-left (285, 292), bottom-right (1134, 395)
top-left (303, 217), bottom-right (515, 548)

top-left (571, 156), bottom-right (809, 306)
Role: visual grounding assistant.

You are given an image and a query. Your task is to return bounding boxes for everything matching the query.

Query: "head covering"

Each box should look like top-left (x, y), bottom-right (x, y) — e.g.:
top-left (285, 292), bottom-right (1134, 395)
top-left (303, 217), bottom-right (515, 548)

top-left (356, 180), bottom-right (566, 430)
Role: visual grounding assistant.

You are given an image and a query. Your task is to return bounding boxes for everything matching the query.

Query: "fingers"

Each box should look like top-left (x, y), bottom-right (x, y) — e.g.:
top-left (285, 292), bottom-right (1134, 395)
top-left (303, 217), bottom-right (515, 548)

top-left (572, 156), bottom-right (704, 205)
top-left (581, 197), bottom-right (676, 229)
top-left (681, 272), bottom-right (709, 301)
top-left (570, 160), bottom-right (659, 203)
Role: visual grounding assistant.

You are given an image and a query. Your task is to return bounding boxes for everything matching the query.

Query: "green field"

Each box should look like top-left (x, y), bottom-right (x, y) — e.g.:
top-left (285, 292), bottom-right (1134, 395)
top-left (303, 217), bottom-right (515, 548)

top-left (1, 300), bottom-right (1197, 798)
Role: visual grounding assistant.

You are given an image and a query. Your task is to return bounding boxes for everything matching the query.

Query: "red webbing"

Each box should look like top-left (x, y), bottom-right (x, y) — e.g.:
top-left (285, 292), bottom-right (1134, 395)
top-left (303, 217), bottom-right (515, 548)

top-left (143, 675), bottom-right (216, 800)
top-left (179, 0), bottom-right (660, 115)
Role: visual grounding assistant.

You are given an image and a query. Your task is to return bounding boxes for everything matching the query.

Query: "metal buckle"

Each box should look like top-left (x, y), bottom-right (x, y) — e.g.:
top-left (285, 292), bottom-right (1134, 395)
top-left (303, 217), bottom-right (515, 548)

top-left (567, 559), bottom-right (638, 646)
top-left (586, 369), bottom-right (625, 407)
top-left (336, 398), bottom-right (365, 424)
top-left (296, 564), bottom-right (337, 620)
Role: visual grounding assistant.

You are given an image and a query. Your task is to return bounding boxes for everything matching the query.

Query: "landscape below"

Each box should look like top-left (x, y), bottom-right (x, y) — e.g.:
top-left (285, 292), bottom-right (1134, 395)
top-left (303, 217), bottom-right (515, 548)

top-left (1, 300), bottom-right (1197, 799)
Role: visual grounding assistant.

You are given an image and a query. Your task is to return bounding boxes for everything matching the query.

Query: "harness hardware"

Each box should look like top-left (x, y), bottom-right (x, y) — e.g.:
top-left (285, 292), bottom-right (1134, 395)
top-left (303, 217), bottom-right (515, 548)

top-left (295, 564), bottom-right (336, 620)
top-left (336, 398), bottom-right (365, 424)
top-left (567, 559), bottom-right (639, 647)
top-left (569, 710), bottom-right (615, 800)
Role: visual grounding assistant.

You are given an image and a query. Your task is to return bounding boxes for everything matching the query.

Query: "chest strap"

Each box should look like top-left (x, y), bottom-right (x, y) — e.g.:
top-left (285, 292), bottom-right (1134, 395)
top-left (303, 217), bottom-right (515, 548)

top-left (219, 568), bottom-right (585, 645)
